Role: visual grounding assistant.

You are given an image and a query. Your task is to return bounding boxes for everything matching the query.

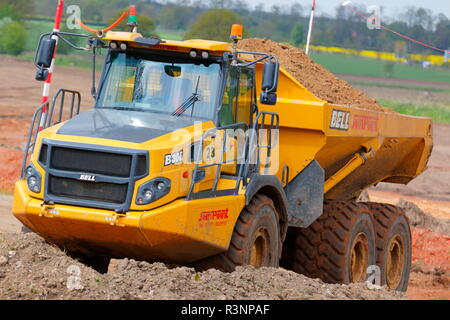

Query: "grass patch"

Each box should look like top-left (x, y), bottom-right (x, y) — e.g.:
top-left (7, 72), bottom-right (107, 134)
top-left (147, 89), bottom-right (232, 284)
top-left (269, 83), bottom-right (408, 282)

top-left (311, 52), bottom-right (450, 84)
top-left (345, 79), bottom-right (450, 93)
top-left (379, 99), bottom-right (450, 123)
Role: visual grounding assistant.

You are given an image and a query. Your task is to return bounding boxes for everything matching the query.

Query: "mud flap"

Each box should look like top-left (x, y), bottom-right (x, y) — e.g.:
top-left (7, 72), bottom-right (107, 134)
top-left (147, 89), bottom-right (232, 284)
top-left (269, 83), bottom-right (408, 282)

top-left (285, 160), bottom-right (324, 227)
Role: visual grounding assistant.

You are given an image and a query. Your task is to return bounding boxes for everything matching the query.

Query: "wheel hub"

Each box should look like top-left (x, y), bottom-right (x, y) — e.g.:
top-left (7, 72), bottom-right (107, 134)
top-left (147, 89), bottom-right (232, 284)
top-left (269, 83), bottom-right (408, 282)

top-left (249, 228), bottom-right (270, 267)
top-left (350, 232), bottom-right (369, 282)
top-left (386, 235), bottom-right (405, 289)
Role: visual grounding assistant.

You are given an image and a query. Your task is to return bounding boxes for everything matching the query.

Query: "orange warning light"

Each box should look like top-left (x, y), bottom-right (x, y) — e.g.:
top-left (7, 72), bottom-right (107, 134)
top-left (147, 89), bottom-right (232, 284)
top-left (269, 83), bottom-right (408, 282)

top-left (230, 24), bottom-right (243, 40)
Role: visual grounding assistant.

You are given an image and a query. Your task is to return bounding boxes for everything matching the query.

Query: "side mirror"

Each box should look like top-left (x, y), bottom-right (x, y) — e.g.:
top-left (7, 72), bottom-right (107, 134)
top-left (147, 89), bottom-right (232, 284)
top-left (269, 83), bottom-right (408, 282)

top-left (260, 61), bottom-right (279, 105)
top-left (35, 38), bottom-right (56, 82)
top-left (37, 38), bottom-right (56, 69)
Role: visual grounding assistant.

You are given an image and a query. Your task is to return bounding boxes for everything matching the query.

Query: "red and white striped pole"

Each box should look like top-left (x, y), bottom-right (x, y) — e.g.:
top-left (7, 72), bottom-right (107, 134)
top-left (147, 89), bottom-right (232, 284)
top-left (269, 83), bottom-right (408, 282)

top-left (305, 0), bottom-right (316, 56)
top-left (38, 0), bottom-right (64, 131)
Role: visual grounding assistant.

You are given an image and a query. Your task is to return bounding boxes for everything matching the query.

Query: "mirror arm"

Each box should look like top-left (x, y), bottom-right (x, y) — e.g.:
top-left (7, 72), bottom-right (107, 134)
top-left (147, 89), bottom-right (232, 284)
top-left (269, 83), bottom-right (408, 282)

top-left (53, 32), bottom-right (91, 51)
top-left (234, 51), bottom-right (279, 93)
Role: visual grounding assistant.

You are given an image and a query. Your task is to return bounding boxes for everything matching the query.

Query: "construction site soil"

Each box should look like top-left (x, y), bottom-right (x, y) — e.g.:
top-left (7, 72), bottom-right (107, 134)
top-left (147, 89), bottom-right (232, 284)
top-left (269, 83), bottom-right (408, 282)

top-left (0, 232), bottom-right (407, 300)
top-left (0, 55), bottom-right (448, 299)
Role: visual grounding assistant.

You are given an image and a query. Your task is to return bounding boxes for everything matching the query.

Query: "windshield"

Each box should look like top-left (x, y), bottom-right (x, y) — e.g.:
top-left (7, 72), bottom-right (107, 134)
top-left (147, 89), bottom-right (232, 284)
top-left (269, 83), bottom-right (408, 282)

top-left (96, 51), bottom-right (221, 121)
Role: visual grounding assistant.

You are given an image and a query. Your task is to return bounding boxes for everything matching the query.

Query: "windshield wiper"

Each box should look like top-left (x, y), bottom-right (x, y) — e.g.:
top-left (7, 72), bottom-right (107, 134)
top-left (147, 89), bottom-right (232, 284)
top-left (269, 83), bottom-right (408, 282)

top-left (171, 76), bottom-right (201, 117)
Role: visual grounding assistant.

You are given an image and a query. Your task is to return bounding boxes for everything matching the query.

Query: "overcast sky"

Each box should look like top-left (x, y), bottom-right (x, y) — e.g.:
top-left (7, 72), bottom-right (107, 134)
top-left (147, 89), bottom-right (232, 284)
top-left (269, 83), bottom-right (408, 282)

top-left (245, 0), bottom-right (450, 18)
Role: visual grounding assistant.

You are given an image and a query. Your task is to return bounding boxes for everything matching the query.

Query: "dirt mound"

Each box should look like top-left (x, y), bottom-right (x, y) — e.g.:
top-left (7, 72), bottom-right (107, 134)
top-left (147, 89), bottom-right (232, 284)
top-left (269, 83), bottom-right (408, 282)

top-left (0, 232), bottom-right (407, 300)
top-left (411, 228), bottom-right (450, 271)
top-left (399, 199), bottom-right (450, 236)
top-left (408, 261), bottom-right (450, 300)
top-left (238, 38), bottom-right (390, 112)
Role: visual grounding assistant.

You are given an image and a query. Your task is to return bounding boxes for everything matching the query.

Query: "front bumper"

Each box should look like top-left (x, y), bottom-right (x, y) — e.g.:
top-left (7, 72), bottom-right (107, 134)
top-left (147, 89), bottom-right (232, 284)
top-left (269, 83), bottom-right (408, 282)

top-left (12, 180), bottom-right (245, 263)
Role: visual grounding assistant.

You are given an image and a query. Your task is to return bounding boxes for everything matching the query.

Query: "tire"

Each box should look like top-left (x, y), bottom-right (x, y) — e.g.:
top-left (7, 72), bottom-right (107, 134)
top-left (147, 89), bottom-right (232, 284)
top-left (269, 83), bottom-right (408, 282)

top-left (365, 203), bottom-right (412, 291)
top-left (194, 194), bottom-right (281, 272)
top-left (293, 200), bottom-right (376, 284)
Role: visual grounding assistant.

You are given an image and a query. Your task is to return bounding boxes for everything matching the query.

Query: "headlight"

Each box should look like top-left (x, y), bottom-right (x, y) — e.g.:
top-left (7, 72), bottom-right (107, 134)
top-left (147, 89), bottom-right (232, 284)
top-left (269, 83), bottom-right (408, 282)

top-left (25, 163), bottom-right (42, 193)
top-left (136, 177), bottom-right (171, 205)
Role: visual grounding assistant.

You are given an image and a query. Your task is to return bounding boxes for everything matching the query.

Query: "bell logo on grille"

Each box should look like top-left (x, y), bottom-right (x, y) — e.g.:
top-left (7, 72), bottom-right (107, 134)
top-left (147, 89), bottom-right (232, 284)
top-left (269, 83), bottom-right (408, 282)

top-left (79, 174), bottom-right (96, 182)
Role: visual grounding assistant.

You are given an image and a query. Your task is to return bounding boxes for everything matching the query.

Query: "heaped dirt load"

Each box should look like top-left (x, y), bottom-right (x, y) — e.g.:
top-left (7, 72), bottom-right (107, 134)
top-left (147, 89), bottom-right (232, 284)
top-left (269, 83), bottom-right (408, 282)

top-left (0, 232), bottom-right (407, 300)
top-left (238, 38), bottom-right (391, 112)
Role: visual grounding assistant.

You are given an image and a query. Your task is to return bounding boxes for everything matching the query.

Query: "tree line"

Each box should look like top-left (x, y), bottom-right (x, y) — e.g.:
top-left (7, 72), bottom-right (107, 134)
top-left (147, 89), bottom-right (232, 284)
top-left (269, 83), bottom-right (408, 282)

top-left (1, 0), bottom-right (449, 56)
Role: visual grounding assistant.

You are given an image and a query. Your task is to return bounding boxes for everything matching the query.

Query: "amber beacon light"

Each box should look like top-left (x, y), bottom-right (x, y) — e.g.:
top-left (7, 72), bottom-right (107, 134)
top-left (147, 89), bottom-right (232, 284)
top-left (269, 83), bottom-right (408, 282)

top-left (230, 24), bottom-right (243, 40)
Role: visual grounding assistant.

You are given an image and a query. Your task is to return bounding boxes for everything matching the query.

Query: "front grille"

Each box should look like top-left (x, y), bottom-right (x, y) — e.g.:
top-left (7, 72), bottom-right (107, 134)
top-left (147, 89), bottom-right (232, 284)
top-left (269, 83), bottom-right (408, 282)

top-left (51, 147), bottom-right (132, 177)
top-left (49, 175), bottom-right (128, 204)
top-left (43, 144), bottom-right (148, 210)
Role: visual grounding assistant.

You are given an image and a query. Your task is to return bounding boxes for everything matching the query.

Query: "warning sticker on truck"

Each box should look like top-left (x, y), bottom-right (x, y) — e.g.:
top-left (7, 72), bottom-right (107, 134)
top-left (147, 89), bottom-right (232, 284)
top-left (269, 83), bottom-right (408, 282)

top-left (330, 109), bottom-right (350, 131)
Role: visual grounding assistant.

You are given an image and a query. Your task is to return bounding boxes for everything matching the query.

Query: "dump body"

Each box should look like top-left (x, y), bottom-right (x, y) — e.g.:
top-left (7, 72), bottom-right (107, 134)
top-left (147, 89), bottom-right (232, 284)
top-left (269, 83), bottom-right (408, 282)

top-left (12, 33), bottom-right (433, 264)
top-left (254, 62), bottom-right (432, 201)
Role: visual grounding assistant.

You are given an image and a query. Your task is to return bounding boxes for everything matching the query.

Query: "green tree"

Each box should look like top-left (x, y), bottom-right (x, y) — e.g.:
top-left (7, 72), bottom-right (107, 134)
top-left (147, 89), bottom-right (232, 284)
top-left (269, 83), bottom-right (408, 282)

top-left (184, 9), bottom-right (244, 42)
top-left (0, 20), bottom-right (27, 55)
top-left (290, 23), bottom-right (305, 46)
top-left (107, 10), bottom-right (158, 38)
top-left (159, 4), bottom-right (195, 30)
top-left (0, 4), bottom-right (21, 20)
top-left (0, 0), bottom-right (33, 16)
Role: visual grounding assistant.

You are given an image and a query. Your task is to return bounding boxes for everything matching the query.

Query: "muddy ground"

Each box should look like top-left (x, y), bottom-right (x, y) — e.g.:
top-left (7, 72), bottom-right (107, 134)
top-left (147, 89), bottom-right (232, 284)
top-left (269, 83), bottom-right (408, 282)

top-left (0, 55), bottom-right (449, 300)
top-left (0, 232), bottom-right (409, 300)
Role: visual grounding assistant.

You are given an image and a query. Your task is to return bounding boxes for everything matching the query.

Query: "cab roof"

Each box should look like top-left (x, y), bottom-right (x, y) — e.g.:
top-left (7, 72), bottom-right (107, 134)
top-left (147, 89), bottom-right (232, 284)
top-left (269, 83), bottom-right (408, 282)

top-left (104, 31), bottom-right (233, 53)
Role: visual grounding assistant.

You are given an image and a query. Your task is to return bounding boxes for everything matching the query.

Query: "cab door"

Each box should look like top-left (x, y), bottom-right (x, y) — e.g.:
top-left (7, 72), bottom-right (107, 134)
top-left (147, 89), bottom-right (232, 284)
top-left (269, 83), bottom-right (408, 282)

top-left (217, 66), bottom-right (256, 176)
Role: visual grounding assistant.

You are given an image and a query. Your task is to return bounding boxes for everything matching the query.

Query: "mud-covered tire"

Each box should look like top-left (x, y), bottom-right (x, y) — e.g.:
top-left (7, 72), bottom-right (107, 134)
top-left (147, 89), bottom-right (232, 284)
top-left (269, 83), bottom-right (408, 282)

top-left (293, 200), bottom-right (376, 284)
top-left (365, 203), bottom-right (412, 291)
top-left (194, 194), bottom-right (281, 272)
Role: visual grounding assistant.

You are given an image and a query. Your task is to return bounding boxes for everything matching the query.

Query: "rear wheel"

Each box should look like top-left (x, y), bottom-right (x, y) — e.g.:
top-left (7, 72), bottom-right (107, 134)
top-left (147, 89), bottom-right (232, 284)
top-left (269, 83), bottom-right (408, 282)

top-left (365, 203), bottom-right (412, 291)
top-left (194, 194), bottom-right (281, 272)
top-left (293, 200), bottom-right (376, 284)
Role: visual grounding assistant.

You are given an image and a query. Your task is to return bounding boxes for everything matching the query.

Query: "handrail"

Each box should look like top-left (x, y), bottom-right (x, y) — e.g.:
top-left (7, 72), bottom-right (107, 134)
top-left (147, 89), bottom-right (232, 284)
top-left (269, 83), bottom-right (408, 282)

top-left (21, 101), bottom-right (49, 178)
top-left (46, 88), bottom-right (81, 127)
top-left (21, 89), bottom-right (82, 178)
top-left (187, 122), bottom-right (249, 200)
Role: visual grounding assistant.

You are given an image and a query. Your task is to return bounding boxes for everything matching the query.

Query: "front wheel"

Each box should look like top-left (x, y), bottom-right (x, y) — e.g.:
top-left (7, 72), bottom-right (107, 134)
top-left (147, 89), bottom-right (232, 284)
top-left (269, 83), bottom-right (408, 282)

top-left (194, 194), bottom-right (281, 272)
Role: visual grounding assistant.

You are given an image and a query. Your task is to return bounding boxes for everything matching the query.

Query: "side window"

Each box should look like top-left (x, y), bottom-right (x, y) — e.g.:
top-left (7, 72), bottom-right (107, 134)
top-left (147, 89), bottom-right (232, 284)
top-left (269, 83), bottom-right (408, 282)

top-left (219, 67), bottom-right (238, 127)
top-left (218, 67), bottom-right (254, 127)
top-left (236, 68), bottom-right (253, 124)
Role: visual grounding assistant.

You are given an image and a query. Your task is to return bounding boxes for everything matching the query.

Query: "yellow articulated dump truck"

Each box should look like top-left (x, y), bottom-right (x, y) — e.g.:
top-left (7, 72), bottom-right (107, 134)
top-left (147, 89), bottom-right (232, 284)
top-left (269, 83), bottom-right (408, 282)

top-left (13, 13), bottom-right (432, 292)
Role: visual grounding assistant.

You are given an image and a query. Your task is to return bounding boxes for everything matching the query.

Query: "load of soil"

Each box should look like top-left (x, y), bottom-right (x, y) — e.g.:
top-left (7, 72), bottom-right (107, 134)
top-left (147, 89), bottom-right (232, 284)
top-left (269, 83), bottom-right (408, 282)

top-left (0, 232), bottom-right (407, 300)
top-left (238, 38), bottom-right (391, 112)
